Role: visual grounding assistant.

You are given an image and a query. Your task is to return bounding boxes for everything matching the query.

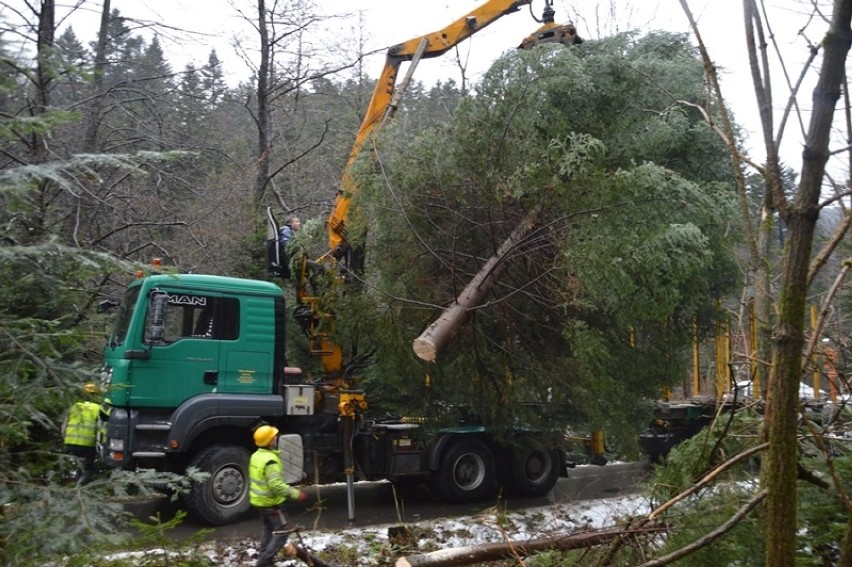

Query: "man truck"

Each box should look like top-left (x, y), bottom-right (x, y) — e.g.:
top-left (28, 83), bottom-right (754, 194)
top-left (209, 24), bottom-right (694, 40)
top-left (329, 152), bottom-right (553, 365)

top-left (97, 0), bottom-right (596, 526)
top-left (98, 269), bottom-right (589, 524)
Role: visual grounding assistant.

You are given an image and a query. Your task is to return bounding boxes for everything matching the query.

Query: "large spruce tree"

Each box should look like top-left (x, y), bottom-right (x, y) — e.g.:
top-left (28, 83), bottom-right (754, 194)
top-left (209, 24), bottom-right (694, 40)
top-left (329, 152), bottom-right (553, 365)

top-left (343, 32), bottom-right (740, 448)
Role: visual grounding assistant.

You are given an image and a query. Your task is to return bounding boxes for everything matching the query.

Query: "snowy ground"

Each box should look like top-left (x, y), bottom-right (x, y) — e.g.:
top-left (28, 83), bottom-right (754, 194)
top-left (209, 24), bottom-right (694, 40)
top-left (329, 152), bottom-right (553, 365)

top-left (106, 492), bottom-right (652, 566)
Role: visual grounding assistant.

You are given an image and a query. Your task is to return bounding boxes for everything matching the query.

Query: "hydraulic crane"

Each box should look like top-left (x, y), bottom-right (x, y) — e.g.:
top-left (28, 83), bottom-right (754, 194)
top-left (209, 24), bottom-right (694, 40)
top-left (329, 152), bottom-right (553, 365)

top-left (269, 0), bottom-right (582, 383)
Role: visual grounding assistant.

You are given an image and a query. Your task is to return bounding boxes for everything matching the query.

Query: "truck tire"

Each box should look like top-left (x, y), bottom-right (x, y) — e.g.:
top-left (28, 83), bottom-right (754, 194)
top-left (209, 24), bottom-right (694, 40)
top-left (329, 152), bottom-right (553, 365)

top-left (183, 445), bottom-right (251, 525)
top-left (506, 448), bottom-right (561, 497)
top-left (429, 439), bottom-right (495, 503)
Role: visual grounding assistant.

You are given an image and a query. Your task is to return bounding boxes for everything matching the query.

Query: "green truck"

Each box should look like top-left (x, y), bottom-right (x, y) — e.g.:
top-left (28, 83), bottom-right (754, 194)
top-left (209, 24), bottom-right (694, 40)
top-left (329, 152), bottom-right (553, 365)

top-left (97, 2), bottom-right (595, 525)
top-left (98, 270), bottom-right (581, 525)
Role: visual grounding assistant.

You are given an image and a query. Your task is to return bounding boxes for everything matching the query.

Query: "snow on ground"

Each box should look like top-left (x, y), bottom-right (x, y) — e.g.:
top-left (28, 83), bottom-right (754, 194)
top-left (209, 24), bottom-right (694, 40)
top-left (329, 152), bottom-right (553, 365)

top-left (111, 492), bottom-right (652, 566)
top-left (95, 493), bottom-right (652, 566)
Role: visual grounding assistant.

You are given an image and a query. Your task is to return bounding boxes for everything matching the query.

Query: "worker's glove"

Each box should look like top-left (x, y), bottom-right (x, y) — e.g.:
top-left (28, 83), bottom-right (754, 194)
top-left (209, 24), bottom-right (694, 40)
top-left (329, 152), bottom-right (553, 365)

top-left (297, 491), bottom-right (307, 503)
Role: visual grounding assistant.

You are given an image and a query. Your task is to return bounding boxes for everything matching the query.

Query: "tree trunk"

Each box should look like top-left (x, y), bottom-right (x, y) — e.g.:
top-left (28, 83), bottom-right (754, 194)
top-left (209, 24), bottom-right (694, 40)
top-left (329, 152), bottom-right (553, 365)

top-left (394, 524), bottom-right (665, 567)
top-left (83, 0), bottom-right (110, 152)
top-left (293, 544), bottom-right (335, 567)
top-left (31, 0), bottom-right (55, 239)
top-left (762, 2), bottom-right (852, 566)
top-left (34, 0), bottom-right (54, 115)
top-left (742, 0), bottom-right (780, 404)
top-left (254, 0), bottom-right (271, 202)
top-left (412, 205), bottom-right (541, 362)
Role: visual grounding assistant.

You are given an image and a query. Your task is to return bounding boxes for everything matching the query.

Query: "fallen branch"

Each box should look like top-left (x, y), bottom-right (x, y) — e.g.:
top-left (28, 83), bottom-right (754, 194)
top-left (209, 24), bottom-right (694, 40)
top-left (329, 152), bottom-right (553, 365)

top-left (648, 441), bottom-right (767, 521)
top-left (293, 544), bottom-right (336, 567)
top-left (274, 526), bottom-right (338, 567)
top-left (637, 489), bottom-right (767, 567)
top-left (394, 523), bottom-right (665, 567)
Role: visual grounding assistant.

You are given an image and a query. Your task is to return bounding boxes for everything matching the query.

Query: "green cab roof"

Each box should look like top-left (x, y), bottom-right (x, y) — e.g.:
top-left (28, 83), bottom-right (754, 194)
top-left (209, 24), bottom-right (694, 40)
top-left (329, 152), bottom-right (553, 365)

top-left (130, 273), bottom-right (284, 297)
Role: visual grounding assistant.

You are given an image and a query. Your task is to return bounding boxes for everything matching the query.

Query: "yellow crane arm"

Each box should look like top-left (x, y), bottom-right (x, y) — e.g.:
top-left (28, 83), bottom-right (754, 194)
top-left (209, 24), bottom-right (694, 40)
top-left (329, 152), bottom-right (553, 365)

top-left (325, 0), bottom-right (541, 256)
top-left (298, 1), bottom-right (579, 381)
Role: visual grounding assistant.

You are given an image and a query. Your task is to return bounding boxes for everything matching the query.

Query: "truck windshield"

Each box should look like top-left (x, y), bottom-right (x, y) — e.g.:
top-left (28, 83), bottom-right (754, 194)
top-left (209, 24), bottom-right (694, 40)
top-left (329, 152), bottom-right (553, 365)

top-left (109, 286), bottom-right (141, 347)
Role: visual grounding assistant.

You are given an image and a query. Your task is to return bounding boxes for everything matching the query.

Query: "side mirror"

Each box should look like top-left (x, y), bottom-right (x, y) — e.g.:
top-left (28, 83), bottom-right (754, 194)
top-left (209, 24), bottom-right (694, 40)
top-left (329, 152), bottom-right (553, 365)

top-left (145, 290), bottom-right (169, 343)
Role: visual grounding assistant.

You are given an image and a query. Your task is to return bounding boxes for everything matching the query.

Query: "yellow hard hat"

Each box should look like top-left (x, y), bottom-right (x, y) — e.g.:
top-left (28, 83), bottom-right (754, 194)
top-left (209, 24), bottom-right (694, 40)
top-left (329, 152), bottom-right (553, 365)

top-left (253, 425), bottom-right (279, 447)
top-left (83, 383), bottom-right (100, 395)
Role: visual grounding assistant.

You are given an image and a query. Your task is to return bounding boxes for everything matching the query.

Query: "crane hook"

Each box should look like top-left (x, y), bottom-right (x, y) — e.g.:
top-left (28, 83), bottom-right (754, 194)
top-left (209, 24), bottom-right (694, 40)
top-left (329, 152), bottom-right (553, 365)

top-left (541, 0), bottom-right (556, 24)
top-left (529, 0), bottom-right (558, 25)
top-left (520, 1), bottom-right (583, 49)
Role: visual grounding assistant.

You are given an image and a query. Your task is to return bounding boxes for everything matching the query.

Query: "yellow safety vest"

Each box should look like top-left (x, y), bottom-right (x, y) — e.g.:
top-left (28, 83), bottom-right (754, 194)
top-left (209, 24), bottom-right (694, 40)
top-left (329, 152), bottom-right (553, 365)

top-left (64, 402), bottom-right (100, 448)
top-left (98, 403), bottom-right (111, 444)
top-left (249, 447), bottom-right (299, 507)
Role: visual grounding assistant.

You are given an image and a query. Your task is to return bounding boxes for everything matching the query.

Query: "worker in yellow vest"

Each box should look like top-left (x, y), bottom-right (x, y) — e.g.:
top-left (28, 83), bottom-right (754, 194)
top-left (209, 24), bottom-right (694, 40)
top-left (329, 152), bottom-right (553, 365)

top-left (62, 383), bottom-right (104, 485)
top-left (249, 424), bottom-right (306, 567)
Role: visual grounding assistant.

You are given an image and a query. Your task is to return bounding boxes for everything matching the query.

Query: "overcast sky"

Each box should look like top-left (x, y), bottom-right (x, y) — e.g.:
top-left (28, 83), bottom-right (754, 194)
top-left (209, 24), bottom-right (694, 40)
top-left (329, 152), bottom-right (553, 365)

top-left (23, 1), bottom-right (832, 167)
top-left (60, 1), bottom-right (743, 84)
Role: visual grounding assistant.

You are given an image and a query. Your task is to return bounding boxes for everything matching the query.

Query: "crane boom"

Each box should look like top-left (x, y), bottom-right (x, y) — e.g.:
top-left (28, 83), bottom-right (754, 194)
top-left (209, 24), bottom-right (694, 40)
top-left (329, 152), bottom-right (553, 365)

top-left (325, 0), bottom-right (581, 258)
top-left (283, 0), bottom-right (579, 379)
top-left (259, 3), bottom-right (585, 525)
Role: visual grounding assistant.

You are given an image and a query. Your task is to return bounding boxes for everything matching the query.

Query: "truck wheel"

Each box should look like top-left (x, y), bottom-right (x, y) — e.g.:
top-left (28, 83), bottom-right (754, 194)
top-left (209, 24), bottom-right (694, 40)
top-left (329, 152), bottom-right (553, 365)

top-left (430, 439), bottom-right (495, 503)
top-left (184, 445), bottom-right (251, 525)
top-left (506, 448), bottom-right (561, 497)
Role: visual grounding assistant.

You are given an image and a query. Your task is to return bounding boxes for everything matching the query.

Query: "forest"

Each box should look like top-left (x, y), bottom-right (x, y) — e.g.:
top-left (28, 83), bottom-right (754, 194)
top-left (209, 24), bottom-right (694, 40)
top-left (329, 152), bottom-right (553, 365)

top-left (1, 1), bottom-right (851, 566)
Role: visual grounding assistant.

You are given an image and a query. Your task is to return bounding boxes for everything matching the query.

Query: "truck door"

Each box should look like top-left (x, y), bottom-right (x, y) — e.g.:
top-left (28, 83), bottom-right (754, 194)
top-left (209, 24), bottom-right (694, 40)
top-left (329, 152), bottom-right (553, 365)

top-left (132, 291), bottom-right (239, 407)
top-left (218, 293), bottom-right (275, 394)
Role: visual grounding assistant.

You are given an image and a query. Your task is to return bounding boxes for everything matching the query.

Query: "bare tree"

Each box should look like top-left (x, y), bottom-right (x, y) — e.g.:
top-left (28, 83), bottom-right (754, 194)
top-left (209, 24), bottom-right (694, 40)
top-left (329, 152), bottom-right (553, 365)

top-left (247, 0), bottom-right (356, 211)
top-left (766, 3), bottom-right (852, 563)
top-left (681, 1), bottom-right (852, 565)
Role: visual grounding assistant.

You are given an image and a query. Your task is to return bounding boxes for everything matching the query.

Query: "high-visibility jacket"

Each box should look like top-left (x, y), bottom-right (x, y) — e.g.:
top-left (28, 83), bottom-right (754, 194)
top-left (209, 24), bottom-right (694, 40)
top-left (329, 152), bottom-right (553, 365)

top-left (63, 401), bottom-right (100, 448)
top-left (249, 447), bottom-right (300, 507)
top-left (98, 403), bottom-right (111, 444)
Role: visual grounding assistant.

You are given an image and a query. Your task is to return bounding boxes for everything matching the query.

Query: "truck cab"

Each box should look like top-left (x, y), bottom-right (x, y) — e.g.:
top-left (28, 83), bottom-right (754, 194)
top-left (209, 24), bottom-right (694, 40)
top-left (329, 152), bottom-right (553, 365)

top-left (102, 274), bottom-right (287, 410)
top-left (99, 273), bottom-right (295, 524)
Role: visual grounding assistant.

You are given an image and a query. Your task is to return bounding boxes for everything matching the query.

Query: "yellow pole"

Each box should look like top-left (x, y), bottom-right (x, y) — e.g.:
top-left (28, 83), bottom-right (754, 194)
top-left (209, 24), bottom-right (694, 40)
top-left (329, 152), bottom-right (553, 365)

top-left (715, 300), bottom-right (726, 401)
top-left (692, 317), bottom-right (700, 396)
top-left (725, 320), bottom-right (732, 391)
top-left (591, 429), bottom-right (605, 457)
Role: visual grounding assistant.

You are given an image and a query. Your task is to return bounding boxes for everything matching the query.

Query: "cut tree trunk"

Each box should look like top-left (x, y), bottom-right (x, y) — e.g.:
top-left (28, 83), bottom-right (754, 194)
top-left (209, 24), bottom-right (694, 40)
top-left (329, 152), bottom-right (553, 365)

top-left (394, 523), bottom-right (665, 567)
top-left (294, 544), bottom-right (335, 567)
top-left (412, 206), bottom-right (542, 362)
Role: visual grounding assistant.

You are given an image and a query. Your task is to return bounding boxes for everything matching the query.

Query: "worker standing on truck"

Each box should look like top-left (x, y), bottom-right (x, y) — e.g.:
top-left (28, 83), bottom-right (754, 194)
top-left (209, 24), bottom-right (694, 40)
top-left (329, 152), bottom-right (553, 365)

top-left (62, 383), bottom-right (101, 486)
top-left (249, 425), bottom-right (307, 567)
top-left (274, 215), bottom-right (301, 280)
top-left (278, 216), bottom-right (301, 249)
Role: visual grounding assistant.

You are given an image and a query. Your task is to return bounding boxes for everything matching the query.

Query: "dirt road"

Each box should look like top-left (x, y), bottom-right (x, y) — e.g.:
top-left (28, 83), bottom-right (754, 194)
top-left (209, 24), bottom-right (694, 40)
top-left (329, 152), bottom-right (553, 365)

top-left (152, 461), bottom-right (650, 542)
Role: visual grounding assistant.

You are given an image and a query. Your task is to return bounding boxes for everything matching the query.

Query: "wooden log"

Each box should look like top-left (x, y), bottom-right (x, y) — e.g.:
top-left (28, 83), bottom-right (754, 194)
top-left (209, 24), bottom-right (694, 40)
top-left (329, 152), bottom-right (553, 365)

top-left (412, 206), bottom-right (542, 362)
top-left (394, 523), bottom-right (665, 567)
top-left (294, 545), bottom-right (336, 567)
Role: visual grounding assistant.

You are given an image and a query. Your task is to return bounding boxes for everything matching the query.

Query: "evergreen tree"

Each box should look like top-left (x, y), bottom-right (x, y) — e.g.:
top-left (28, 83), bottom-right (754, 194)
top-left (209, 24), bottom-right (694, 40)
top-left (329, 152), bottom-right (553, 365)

top-left (350, 33), bottom-right (740, 448)
top-left (174, 63), bottom-right (203, 147)
top-left (51, 27), bottom-right (91, 106)
top-left (0, 7), bottom-right (207, 548)
top-left (201, 49), bottom-right (227, 108)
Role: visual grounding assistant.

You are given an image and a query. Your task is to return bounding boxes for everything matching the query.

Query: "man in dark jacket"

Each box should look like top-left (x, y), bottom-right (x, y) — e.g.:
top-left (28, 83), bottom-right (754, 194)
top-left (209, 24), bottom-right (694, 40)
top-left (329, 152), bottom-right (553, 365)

top-left (278, 216), bottom-right (301, 249)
